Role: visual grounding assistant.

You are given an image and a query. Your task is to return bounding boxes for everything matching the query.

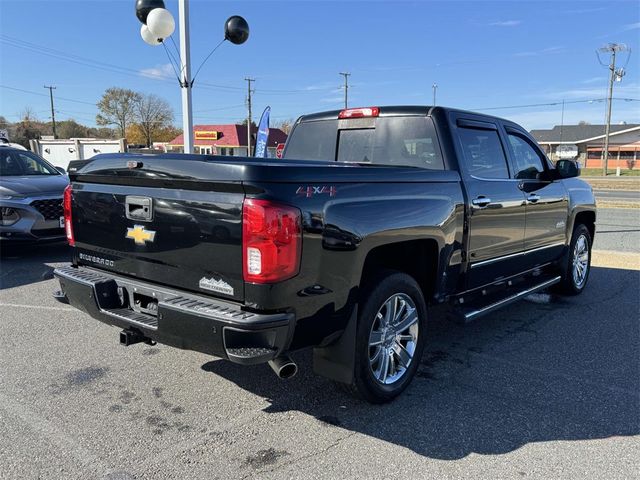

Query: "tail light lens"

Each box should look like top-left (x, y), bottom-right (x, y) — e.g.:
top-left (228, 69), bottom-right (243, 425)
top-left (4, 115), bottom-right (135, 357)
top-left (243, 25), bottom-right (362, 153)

top-left (242, 199), bottom-right (302, 283)
top-left (63, 184), bottom-right (75, 246)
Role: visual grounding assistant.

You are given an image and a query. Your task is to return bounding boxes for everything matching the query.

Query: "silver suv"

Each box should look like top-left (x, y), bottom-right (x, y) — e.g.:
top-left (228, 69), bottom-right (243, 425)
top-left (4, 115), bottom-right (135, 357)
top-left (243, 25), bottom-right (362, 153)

top-left (0, 146), bottom-right (69, 243)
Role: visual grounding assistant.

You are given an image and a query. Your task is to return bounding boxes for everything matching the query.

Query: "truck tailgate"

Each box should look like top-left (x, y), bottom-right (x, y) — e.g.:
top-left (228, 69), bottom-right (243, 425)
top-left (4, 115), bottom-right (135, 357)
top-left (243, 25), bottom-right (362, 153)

top-left (72, 182), bottom-right (244, 302)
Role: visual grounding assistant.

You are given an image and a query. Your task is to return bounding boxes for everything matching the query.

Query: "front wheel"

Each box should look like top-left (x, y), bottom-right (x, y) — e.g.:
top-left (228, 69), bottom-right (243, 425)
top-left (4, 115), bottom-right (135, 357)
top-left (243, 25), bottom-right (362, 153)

top-left (557, 224), bottom-right (592, 295)
top-left (350, 271), bottom-right (427, 403)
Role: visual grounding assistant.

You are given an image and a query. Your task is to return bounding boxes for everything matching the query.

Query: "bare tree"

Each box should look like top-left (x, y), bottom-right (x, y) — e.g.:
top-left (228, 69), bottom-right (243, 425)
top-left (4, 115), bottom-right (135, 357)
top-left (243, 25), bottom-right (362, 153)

top-left (134, 93), bottom-right (174, 147)
top-left (13, 108), bottom-right (49, 147)
top-left (20, 107), bottom-right (38, 123)
top-left (96, 88), bottom-right (140, 138)
top-left (272, 118), bottom-right (295, 134)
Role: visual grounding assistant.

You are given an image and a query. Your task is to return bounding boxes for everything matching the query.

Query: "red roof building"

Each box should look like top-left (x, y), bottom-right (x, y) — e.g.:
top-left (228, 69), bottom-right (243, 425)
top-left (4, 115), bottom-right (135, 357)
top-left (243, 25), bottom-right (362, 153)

top-left (167, 124), bottom-right (288, 157)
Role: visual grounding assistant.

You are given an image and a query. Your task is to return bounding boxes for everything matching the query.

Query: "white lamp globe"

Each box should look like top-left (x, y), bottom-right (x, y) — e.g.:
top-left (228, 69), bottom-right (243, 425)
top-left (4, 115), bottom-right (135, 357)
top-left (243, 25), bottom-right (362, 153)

top-left (140, 24), bottom-right (162, 46)
top-left (147, 8), bottom-right (175, 39)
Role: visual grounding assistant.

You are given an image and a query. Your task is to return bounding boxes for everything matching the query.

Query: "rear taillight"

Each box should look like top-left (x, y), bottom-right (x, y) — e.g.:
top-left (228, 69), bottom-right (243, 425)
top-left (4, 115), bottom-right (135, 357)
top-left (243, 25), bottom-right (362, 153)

top-left (242, 199), bottom-right (302, 283)
top-left (63, 184), bottom-right (75, 246)
top-left (338, 107), bottom-right (379, 119)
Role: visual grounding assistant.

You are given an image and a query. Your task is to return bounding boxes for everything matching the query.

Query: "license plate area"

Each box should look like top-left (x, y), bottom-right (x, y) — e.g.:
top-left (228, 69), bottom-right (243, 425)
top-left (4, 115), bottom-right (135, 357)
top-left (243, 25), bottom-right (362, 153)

top-left (116, 285), bottom-right (159, 317)
top-left (132, 292), bottom-right (159, 316)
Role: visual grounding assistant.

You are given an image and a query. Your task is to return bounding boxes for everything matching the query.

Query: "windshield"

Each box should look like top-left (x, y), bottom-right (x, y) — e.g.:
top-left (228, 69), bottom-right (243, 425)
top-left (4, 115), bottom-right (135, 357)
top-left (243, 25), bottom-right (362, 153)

top-left (0, 150), bottom-right (59, 176)
top-left (284, 116), bottom-right (444, 170)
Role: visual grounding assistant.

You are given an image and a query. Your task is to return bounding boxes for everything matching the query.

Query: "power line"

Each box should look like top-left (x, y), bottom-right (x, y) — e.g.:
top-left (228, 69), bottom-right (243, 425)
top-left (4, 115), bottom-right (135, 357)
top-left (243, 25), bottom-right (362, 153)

top-left (472, 97), bottom-right (639, 111)
top-left (54, 110), bottom-right (98, 125)
top-left (0, 34), bottom-right (244, 94)
top-left (0, 34), bottom-right (344, 98)
top-left (193, 103), bottom-right (246, 113)
top-left (0, 85), bottom-right (96, 106)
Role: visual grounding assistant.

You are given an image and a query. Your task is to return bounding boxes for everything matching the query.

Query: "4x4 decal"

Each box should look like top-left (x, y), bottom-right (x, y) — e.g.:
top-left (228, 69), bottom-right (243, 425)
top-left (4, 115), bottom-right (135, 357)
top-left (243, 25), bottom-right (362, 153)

top-left (296, 186), bottom-right (337, 198)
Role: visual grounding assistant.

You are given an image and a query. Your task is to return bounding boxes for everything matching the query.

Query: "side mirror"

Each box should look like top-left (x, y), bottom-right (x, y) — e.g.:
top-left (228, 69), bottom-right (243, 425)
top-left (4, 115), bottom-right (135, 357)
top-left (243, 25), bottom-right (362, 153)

top-left (555, 159), bottom-right (579, 179)
top-left (56, 166), bottom-right (66, 174)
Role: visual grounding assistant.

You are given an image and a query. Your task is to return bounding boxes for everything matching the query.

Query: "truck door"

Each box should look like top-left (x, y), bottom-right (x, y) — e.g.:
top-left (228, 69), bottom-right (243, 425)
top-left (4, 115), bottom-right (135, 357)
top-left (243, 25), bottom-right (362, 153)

top-left (454, 118), bottom-right (527, 289)
top-left (504, 127), bottom-right (568, 266)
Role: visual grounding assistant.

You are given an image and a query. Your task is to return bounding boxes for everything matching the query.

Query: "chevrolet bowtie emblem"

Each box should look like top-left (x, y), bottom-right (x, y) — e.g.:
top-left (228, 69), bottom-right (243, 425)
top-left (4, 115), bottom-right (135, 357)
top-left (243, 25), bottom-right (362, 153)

top-left (126, 225), bottom-right (156, 245)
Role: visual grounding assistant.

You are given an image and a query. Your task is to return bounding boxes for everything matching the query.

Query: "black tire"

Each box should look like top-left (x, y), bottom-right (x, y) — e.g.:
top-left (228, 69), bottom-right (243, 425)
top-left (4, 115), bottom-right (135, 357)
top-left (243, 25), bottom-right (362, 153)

top-left (348, 270), bottom-right (427, 403)
top-left (556, 224), bottom-right (592, 295)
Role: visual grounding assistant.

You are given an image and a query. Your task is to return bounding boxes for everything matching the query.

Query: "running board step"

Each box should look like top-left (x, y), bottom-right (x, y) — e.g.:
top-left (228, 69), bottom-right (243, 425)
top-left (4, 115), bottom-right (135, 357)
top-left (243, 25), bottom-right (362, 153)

top-left (453, 275), bottom-right (561, 323)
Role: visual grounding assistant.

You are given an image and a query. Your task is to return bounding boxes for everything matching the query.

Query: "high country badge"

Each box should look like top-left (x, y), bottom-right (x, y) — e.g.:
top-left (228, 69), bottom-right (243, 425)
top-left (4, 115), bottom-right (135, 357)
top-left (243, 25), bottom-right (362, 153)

top-left (199, 277), bottom-right (234, 296)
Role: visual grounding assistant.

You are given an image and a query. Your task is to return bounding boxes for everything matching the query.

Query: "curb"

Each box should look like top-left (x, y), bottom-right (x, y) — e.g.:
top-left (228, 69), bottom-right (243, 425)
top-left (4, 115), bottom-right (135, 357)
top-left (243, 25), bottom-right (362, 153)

top-left (592, 250), bottom-right (640, 271)
top-left (596, 201), bottom-right (639, 209)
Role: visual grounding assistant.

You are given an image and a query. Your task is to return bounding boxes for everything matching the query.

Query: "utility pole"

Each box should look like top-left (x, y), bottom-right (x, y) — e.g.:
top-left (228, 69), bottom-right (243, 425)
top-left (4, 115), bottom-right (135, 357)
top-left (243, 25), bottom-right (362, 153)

top-left (245, 77), bottom-right (255, 155)
top-left (339, 72), bottom-right (351, 109)
top-left (597, 43), bottom-right (630, 176)
top-left (432, 83), bottom-right (438, 106)
top-left (560, 99), bottom-right (565, 143)
top-left (44, 85), bottom-right (57, 139)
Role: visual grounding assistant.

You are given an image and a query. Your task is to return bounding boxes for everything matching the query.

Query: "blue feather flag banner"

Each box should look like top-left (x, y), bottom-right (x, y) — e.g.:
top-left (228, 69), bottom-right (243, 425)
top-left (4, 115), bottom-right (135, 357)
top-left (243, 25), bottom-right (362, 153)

top-left (254, 106), bottom-right (270, 157)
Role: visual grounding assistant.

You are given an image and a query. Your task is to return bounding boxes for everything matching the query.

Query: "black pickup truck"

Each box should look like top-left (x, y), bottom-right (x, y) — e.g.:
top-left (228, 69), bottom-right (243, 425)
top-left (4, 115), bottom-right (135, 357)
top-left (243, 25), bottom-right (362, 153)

top-left (54, 106), bottom-right (596, 403)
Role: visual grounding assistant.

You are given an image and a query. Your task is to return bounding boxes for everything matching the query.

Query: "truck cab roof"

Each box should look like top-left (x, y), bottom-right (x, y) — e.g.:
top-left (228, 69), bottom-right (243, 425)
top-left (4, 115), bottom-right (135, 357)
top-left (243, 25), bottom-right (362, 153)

top-left (295, 105), bottom-right (519, 128)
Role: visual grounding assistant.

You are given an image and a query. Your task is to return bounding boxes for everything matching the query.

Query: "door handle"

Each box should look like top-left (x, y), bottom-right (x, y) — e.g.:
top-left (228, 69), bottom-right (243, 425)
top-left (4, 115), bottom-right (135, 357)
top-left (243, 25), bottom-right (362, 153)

top-left (472, 197), bottom-right (492, 208)
top-left (527, 194), bottom-right (541, 203)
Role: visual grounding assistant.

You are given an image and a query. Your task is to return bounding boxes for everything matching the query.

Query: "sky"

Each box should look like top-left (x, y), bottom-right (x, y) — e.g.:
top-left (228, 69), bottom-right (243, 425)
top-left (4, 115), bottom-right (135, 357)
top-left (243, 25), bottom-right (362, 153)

top-left (0, 0), bottom-right (639, 131)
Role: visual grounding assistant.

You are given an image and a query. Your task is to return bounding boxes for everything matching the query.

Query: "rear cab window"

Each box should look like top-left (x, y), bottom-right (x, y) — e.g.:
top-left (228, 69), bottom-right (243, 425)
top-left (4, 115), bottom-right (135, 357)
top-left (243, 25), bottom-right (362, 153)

top-left (284, 115), bottom-right (444, 170)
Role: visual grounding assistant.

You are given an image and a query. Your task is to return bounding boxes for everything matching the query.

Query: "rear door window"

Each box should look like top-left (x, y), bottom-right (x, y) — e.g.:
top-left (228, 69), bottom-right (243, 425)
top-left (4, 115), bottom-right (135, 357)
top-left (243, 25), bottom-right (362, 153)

top-left (457, 127), bottom-right (510, 179)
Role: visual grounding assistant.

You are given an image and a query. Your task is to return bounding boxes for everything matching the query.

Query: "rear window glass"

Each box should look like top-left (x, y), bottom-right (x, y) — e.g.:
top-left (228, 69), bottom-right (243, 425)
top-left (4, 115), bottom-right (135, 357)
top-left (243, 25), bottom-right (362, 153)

top-left (284, 116), bottom-right (444, 170)
top-left (284, 120), bottom-right (337, 161)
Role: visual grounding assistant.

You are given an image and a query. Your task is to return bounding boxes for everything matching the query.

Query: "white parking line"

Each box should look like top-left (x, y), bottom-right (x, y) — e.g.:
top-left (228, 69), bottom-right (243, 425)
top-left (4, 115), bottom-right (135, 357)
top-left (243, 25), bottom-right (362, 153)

top-left (0, 303), bottom-right (76, 312)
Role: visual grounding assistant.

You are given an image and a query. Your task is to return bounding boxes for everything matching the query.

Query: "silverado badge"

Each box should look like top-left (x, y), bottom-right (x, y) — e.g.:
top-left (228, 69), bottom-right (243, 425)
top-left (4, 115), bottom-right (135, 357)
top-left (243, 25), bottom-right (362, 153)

top-left (126, 225), bottom-right (156, 245)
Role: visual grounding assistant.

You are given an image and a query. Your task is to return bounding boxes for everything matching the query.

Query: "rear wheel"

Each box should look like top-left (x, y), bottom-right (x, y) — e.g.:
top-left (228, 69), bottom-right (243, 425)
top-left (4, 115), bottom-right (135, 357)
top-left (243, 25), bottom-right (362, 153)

top-left (349, 270), bottom-right (427, 403)
top-left (557, 224), bottom-right (592, 295)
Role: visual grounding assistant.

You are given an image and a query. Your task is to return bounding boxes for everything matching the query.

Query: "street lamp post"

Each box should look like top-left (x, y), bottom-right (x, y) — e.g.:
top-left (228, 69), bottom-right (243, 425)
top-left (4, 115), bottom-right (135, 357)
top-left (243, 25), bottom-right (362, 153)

top-left (178, 0), bottom-right (193, 153)
top-left (135, 0), bottom-right (249, 154)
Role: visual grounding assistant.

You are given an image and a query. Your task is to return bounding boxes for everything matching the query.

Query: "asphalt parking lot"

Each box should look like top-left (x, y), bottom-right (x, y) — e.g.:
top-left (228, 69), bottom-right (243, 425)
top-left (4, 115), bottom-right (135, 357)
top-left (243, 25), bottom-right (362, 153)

top-left (1, 219), bottom-right (639, 479)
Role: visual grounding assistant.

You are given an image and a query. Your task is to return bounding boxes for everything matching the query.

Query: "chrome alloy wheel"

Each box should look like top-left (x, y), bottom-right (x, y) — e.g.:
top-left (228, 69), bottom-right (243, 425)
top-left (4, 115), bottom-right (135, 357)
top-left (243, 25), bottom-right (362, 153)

top-left (368, 293), bottom-right (420, 385)
top-left (572, 234), bottom-right (590, 289)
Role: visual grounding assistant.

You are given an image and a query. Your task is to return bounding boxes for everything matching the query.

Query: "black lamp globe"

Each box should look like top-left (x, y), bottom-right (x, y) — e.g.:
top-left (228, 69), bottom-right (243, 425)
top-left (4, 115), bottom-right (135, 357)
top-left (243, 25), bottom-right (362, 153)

top-left (135, 0), bottom-right (165, 24)
top-left (224, 16), bottom-right (250, 45)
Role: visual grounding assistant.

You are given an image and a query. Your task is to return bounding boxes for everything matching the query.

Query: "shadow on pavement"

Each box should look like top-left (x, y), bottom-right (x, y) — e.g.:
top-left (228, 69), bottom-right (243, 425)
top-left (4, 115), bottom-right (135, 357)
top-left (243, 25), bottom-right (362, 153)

top-left (201, 265), bottom-right (640, 460)
top-left (0, 242), bottom-right (71, 290)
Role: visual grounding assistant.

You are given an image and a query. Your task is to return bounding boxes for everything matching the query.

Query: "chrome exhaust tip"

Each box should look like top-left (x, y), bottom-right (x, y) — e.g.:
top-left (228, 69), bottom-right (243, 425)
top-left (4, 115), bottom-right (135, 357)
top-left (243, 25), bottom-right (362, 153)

top-left (268, 355), bottom-right (298, 379)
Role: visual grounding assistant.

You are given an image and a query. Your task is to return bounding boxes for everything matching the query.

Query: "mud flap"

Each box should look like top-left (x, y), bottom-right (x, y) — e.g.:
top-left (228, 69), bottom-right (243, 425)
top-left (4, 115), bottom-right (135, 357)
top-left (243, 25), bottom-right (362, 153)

top-left (557, 244), bottom-right (571, 283)
top-left (312, 305), bottom-right (357, 384)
